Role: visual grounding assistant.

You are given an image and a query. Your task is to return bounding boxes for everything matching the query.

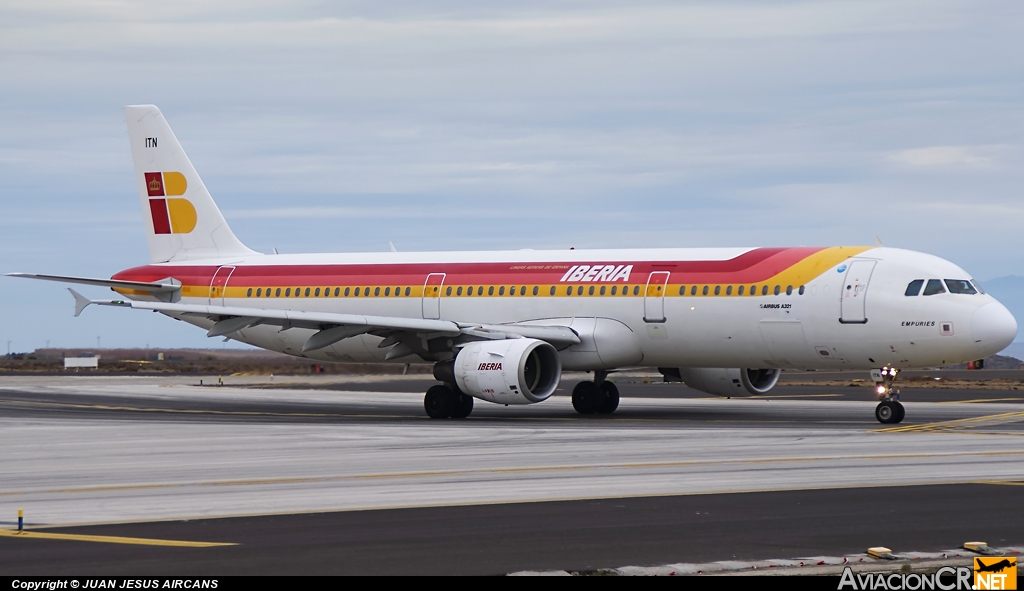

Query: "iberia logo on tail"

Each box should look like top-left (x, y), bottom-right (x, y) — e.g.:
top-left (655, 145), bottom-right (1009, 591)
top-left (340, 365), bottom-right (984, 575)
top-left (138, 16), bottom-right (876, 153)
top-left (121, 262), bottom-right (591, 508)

top-left (145, 172), bottom-right (196, 234)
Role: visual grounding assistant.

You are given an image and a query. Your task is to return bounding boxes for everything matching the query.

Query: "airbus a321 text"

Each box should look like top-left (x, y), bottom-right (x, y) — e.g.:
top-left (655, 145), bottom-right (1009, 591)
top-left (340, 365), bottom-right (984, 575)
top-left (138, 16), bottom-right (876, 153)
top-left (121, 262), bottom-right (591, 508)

top-left (9, 106), bottom-right (1018, 423)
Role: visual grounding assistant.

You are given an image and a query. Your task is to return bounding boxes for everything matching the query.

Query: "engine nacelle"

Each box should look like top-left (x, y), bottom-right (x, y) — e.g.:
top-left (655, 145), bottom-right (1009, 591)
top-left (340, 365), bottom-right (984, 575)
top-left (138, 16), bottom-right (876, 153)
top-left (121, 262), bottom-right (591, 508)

top-left (662, 367), bottom-right (781, 397)
top-left (453, 338), bottom-right (562, 405)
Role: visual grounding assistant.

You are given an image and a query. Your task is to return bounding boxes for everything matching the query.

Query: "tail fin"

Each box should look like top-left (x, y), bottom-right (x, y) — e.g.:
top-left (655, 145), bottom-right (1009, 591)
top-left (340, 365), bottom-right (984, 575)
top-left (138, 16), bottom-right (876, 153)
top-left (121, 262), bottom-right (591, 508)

top-left (125, 105), bottom-right (258, 263)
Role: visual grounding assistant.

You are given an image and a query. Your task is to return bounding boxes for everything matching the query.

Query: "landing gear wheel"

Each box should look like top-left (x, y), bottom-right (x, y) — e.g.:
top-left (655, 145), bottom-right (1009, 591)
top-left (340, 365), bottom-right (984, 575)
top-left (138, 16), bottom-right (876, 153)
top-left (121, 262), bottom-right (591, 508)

top-left (572, 381), bottom-right (601, 414)
top-left (875, 400), bottom-right (904, 424)
top-left (424, 384), bottom-right (455, 419)
top-left (597, 382), bottom-right (619, 414)
top-left (450, 393), bottom-right (474, 419)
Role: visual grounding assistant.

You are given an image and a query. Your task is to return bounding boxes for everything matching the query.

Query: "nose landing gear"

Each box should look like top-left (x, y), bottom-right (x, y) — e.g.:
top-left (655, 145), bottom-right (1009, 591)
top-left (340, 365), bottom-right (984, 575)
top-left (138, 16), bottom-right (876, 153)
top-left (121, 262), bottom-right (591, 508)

top-left (873, 366), bottom-right (905, 424)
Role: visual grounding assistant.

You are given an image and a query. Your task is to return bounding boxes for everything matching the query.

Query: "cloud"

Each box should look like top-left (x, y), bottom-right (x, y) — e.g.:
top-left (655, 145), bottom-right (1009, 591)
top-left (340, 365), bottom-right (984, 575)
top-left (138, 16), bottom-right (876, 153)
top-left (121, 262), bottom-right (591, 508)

top-left (887, 145), bottom-right (1005, 169)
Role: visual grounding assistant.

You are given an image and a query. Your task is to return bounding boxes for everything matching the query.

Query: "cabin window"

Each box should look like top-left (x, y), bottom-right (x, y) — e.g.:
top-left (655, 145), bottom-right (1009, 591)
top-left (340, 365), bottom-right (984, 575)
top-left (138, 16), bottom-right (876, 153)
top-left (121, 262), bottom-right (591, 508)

top-left (738, 285), bottom-right (744, 296)
top-left (457, 286), bottom-right (463, 296)
top-left (761, 285), bottom-right (768, 296)
top-left (773, 285), bottom-right (780, 296)
top-left (445, 286), bottom-right (451, 296)
top-left (323, 287), bottom-right (329, 297)
top-left (275, 288), bottom-right (282, 297)
top-left (467, 286), bottom-right (474, 296)
top-left (285, 288), bottom-right (292, 297)
top-left (354, 287), bottom-right (361, 296)
top-left (303, 287), bottom-right (309, 297)
top-left (600, 285), bottom-right (606, 296)
top-left (945, 280), bottom-right (977, 295)
top-left (371, 287), bottom-right (378, 296)
top-left (726, 285), bottom-right (733, 296)
top-left (315, 287), bottom-right (321, 297)
top-left (255, 288), bottom-right (262, 297)
top-left (488, 286), bottom-right (495, 296)
top-left (923, 279), bottom-right (946, 296)
top-left (633, 285), bottom-right (639, 296)
top-left (405, 287), bottom-right (411, 296)
top-left (750, 285), bottom-right (757, 296)
top-left (566, 286), bottom-right (573, 296)
top-left (509, 286), bottom-right (516, 296)
top-left (549, 286), bottom-right (555, 296)
top-left (702, 285), bottom-right (709, 296)
top-left (798, 285), bottom-right (805, 295)
top-left (611, 286), bottom-right (618, 296)
top-left (589, 286), bottom-right (595, 296)
top-left (714, 285), bottom-right (721, 296)
top-left (690, 285), bottom-right (697, 296)
top-left (578, 286), bottom-right (584, 296)
top-left (385, 287), bottom-right (392, 296)
top-left (344, 287), bottom-right (350, 297)
top-left (534, 286), bottom-right (539, 296)
top-left (521, 286), bottom-right (527, 296)
top-left (786, 285), bottom-right (793, 295)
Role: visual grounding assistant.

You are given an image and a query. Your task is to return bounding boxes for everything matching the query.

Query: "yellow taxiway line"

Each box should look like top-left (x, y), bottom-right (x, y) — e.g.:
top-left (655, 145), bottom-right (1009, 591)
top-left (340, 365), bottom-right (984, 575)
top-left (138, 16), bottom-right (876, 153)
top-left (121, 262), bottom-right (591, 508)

top-left (0, 529), bottom-right (236, 547)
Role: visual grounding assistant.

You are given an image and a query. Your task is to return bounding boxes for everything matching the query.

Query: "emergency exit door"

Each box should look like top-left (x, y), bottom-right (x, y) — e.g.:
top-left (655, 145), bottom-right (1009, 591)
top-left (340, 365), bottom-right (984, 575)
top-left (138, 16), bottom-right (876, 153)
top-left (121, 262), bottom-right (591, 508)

top-left (422, 273), bottom-right (446, 319)
top-left (644, 271), bottom-right (670, 323)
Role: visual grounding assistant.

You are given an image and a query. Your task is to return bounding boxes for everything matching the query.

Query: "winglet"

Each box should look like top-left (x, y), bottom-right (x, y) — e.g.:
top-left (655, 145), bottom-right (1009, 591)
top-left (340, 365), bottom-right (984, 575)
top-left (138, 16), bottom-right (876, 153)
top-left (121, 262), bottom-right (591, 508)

top-left (874, 235), bottom-right (883, 247)
top-left (68, 288), bottom-right (93, 317)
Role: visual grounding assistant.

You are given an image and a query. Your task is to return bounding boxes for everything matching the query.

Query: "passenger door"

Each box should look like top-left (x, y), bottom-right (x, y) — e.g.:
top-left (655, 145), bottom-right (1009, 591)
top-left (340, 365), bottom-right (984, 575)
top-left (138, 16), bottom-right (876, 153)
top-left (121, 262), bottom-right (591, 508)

top-left (839, 260), bottom-right (876, 324)
top-left (208, 266), bottom-right (235, 306)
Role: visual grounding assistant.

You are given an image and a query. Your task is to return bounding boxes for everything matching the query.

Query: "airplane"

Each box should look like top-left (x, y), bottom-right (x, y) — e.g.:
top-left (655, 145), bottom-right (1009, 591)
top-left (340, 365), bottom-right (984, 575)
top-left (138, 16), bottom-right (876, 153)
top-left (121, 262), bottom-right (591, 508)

top-left (8, 105), bottom-right (1018, 424)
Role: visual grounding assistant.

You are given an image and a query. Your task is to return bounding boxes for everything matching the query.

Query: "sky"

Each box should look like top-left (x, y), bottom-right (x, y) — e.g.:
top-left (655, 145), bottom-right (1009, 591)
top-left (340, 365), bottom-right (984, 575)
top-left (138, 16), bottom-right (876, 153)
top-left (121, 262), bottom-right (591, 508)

top-left (1, 0), bottom-right (1023, 352)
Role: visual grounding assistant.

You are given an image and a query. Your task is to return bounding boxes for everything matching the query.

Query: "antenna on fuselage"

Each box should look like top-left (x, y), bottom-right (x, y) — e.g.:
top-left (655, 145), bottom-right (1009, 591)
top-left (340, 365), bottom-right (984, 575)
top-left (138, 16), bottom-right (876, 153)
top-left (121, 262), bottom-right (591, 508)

top-left (389, 241), bottom-right (398, 252)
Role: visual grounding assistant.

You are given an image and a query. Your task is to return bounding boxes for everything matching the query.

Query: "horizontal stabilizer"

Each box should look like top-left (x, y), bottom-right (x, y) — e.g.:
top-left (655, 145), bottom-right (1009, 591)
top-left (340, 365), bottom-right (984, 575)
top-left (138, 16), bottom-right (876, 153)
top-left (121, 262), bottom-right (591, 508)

top-left (7, 273), bottom-right (181, 293)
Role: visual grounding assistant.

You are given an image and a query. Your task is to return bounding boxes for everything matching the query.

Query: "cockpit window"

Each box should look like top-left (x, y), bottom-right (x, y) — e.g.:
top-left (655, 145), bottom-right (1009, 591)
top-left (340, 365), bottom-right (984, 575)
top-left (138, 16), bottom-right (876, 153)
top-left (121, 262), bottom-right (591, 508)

top-left (945, 279), bottom-right (977, 294)
top-left (922, 279), bottom-right (946, 296)
top-left (905, 279), bottom-right (924, 296)
top-left (972, 280), bottom-right (986, 294)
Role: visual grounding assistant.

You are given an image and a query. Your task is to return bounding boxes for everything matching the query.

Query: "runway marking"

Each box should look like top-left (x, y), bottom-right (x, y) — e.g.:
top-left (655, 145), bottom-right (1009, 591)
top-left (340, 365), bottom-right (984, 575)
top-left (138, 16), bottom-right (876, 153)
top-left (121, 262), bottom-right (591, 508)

top-left (936, 398), bottom-right (1024, 404)
top-left (4, 449), bottom-right (1024, 498)
top-left (25, 479), bottom-right (1024, 530)
top-left (0, 398), bottom-right (406, 420)
top-left (748, 394), bottom-right (842, 399)
top-left (0, 529), bottom-right (236, 547)
top-left (974, 480), bottom-right (1024, 487)
top-left (874, 411), bottom-right (1024, 433)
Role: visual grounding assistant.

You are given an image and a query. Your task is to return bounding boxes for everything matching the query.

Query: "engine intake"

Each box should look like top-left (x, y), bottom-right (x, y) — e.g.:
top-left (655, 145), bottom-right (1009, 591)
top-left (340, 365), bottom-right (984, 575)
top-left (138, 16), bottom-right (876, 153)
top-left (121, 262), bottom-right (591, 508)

top-left (661, 367), bottom-right (781, 397)
top-left (450, 338), bottom-right (561, 404)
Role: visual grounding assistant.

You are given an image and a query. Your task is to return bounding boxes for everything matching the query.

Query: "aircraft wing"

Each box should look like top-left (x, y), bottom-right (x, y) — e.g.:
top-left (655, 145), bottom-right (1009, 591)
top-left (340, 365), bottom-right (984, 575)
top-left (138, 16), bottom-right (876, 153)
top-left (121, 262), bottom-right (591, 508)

top-left (68, 290), bottom-right (581, 353)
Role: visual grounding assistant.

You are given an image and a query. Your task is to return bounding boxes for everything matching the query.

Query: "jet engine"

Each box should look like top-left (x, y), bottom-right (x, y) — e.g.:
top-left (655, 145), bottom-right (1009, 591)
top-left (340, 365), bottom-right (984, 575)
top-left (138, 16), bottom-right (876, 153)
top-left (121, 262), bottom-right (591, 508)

top-left (450, 338), bottom-right (562, 405)
top-left (661, 367), bottom-right (781, 397)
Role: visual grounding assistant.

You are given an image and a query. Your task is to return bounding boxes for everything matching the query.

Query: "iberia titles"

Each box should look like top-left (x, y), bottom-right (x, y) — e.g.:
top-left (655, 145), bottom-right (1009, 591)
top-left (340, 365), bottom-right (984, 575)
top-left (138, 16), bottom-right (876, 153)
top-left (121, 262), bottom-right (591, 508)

top-left (559, 264), bottom-right (633, 283)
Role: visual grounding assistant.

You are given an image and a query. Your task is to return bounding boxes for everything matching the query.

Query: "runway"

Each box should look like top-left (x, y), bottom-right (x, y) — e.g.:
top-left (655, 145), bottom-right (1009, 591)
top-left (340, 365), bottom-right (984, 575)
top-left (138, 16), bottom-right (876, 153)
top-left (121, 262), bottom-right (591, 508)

top-left (1, 373), bottom-right (1023, 574)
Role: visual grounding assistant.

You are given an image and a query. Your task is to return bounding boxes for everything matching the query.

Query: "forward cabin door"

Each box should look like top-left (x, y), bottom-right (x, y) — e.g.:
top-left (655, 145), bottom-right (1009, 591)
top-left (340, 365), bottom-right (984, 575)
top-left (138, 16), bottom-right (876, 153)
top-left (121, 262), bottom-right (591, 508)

top-left (839, 260), bottom-right (876, 324)
top-left (643, 271), bottom-right (670, 323)
top-left (422, 273), bottom-right (446, 319)
top-left (209, 266), bottom-right (235, 306)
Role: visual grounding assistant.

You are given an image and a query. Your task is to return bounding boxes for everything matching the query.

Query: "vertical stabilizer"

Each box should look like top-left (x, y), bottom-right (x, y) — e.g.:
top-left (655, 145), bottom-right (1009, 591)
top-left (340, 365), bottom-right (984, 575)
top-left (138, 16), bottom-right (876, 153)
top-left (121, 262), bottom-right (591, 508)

top-left (125, 105), bottom-right (258, 263)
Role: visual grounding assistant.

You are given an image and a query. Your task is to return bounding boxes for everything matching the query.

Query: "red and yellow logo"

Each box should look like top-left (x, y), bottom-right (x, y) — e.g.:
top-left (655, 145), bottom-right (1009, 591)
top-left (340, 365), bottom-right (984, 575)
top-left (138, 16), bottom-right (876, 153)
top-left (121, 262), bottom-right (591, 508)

top-left (145, 172), bottom-right (196, 234)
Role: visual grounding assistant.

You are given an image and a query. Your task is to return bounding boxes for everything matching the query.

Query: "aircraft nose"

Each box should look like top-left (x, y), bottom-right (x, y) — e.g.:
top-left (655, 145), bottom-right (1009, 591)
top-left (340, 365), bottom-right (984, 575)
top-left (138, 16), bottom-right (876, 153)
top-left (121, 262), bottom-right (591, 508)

top-left (972, 302), bottom-right (1017, 356)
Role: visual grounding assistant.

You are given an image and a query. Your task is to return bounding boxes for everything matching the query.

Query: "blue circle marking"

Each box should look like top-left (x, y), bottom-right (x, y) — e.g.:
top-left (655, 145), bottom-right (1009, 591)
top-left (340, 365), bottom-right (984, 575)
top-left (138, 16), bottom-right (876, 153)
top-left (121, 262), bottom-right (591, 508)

top-left (837, 264), bottom-right (847, 273)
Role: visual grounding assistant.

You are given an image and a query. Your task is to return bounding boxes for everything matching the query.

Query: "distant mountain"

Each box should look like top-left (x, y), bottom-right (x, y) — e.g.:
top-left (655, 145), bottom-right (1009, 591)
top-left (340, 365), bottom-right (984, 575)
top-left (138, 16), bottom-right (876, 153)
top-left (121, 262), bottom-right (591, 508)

top-left (977, 275), bottom-right (1024, 352)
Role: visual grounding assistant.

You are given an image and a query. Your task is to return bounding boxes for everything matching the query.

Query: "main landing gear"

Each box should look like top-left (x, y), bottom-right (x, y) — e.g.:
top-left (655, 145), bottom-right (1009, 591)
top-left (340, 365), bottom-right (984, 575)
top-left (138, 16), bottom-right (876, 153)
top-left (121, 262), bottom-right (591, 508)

top-left (873, 366), bottom-right (905, 425)
top-left (424, 384), bottom-right (474, 419)
top-left (571, 370), bottom-right (620, 415)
